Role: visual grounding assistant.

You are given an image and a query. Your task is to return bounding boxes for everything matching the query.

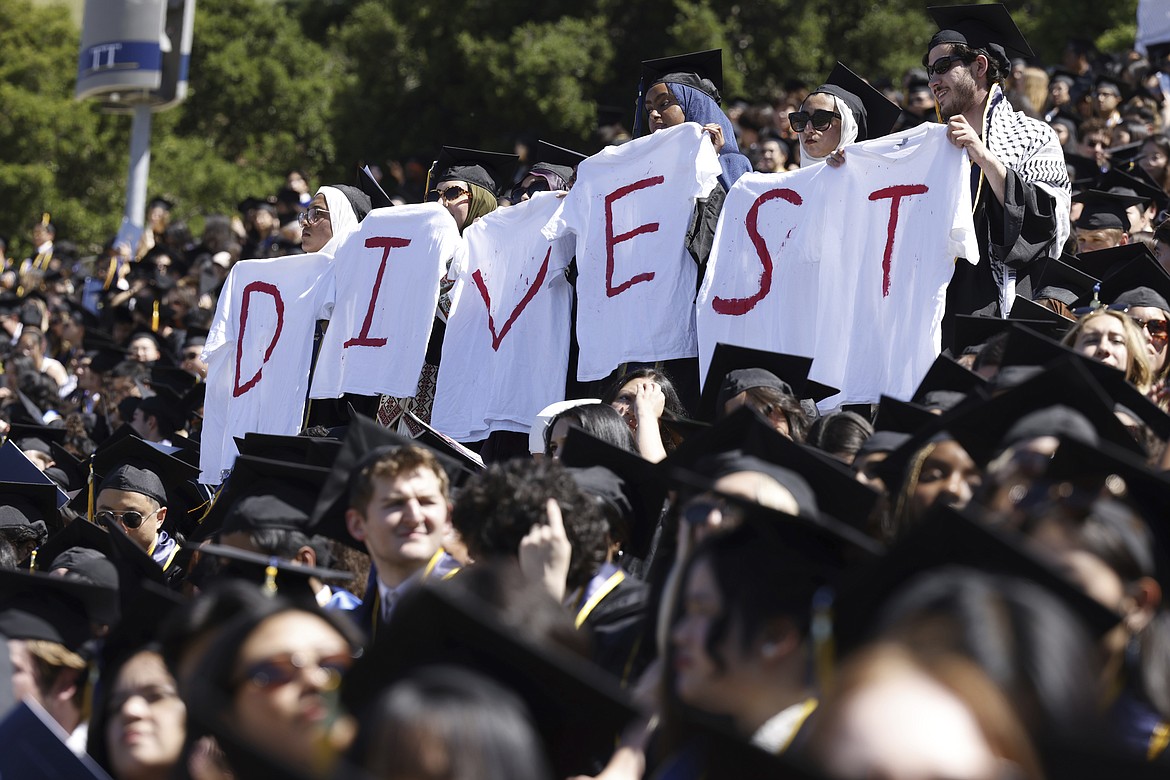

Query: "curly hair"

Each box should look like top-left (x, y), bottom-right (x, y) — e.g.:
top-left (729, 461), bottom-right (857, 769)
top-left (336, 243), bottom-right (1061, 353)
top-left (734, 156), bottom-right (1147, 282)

top-left (451, 459), bottom-right (607, 593)
top-left (922, 43), bottom-right (1007, 88)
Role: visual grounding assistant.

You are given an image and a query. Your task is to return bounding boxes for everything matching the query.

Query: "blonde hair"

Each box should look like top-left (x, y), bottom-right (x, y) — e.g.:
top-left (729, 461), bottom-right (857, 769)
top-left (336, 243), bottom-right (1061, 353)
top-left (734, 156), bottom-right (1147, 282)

top-left (1062, 308), bottom-right (1154, 393)
top-left (1021, 67), bottom-right (1049, 117)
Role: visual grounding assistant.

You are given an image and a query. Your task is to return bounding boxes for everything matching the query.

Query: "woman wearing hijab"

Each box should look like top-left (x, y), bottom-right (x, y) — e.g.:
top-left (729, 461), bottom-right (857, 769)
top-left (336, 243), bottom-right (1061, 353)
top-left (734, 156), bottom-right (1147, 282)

top-left (793, 62), bottom-right (904, 168)
top-left (299, 184), bottom-right (371, 255)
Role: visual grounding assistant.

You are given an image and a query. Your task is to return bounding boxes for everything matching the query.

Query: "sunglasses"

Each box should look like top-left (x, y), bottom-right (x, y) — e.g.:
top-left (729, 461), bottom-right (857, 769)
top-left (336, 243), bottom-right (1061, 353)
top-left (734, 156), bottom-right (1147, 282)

top-left (297, 206), bottom-right (329, 226)
top-left (432, 185), bottom-right (470, 202)
top-left (510, 179), bottom-right (550, 203)
top-left (96, 508), bottom-right (160, 530)
top-left (1130, 315), bottom-right (1170, 344)
top-left (788, 110), bottom-right (841, 133)
top-left (236, 650), bottom-right (357, 692)
top-left (925, 54), bottom-right (972, 78)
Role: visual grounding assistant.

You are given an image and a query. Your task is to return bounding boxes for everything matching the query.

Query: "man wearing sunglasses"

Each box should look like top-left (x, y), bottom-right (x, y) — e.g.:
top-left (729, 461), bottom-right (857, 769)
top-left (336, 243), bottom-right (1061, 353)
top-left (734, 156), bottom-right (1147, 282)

top-left (924, 5), bottom-right (1070, 344)
top-left (95, 464), bottom-right (178, 570)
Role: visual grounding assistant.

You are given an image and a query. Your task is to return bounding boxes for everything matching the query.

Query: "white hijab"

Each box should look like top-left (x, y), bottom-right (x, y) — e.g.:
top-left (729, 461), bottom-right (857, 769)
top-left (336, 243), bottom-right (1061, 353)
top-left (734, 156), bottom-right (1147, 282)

top-left (798, 94), bottom-right (859, 168)
top-left (316, 186), bottom-right (361, 256)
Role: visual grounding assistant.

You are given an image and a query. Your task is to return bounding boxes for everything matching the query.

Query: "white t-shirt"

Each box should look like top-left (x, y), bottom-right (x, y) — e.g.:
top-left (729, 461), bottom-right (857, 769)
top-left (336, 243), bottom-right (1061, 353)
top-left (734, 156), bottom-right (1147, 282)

top-left (309, 204), bottom-right (464, 399)
top-left (431, 193), bottom-right (575, 441)
top-left (697, 123), bottom-right (978, 406)
top-left (543, 122), bottom-right (721, 381)
top-left (199, 252), bottom-right (335, 483)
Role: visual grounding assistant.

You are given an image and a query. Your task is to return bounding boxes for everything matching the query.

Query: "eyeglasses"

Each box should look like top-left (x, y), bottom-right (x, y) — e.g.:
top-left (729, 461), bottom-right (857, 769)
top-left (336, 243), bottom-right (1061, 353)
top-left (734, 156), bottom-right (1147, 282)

top-left (431, 185), bottom-right (470, 202)
top-left (236, 650), bottom-right (357, 692)
top-left (1130, 316), bottom-right (1170, 344)
top-left (297, 206), bottom-right (329, 226)
top-left (925, 54), bottom-right (973, 78)
top-left (96, 508), bottom-right (160, 530)
top-left (788, 110), bottom-right (841, 133)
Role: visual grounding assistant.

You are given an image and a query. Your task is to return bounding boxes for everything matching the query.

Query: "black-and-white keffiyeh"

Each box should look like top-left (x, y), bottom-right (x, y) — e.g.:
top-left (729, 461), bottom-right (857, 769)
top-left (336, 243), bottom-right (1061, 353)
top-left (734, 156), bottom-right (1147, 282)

top-left (981, 84), bottom-right (1072, 312)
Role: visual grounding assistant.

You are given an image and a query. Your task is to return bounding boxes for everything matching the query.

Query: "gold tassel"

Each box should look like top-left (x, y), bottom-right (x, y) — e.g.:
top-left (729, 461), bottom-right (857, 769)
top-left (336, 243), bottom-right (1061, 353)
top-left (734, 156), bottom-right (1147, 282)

top-left (41, 212), bottom-right (50, 227)
top-left (28, 548), bottom-right (36, 572)
top-left (811, 586), bottom-right (835, 692)
top-left (151, 300), bottom-right (160, 332)
top-left (263, 559), bottom-right (279, 596)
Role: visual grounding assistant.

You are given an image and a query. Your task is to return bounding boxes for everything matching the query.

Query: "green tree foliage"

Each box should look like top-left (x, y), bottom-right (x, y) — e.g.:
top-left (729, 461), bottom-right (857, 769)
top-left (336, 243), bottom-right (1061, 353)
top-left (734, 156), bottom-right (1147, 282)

top-left (2, 0), bottom-right (1146, 253)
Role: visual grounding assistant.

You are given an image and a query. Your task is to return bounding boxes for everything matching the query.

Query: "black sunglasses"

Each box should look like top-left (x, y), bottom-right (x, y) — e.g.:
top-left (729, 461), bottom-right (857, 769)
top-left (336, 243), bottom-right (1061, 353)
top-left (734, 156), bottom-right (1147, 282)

top-left (925, 54), bottom-right (973, 78)
top-left (788, 109), bottom-right (841, 133)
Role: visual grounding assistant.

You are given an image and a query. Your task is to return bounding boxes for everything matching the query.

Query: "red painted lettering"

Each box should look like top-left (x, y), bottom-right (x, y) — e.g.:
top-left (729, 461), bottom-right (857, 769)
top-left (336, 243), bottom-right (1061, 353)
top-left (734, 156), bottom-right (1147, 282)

top-left (344, 236), bottom-right (411, 348)
top-left (233, 281), bottom-right (284, 397)
top-left (604, 176), bottom-right (663, 298)
top-left (472, 246), bottom-right (551, 352)
top-left (712, 188), bottom-right (802, 316)
top-left (868, 184), bottom-right (929, 297)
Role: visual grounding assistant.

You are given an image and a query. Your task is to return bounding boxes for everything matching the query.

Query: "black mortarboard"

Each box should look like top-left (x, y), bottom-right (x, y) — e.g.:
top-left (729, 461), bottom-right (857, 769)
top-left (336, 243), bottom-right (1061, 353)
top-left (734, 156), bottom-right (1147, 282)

top-left (7, 422), bottom-right (65, 455)
top-left (641, 49), bottom-right (724, 103)
top-left (190, 455), bottom-right (330, 543)
top-left (679, 452), bottom-right (822, 519)
top-left (0, 442), bottom-right (69, 510)
top-left (855, 429), bottom-right (911, 457)
top-left (149, 365), bottom-right (199, 396)
top-left (558, 427), bottom-right (667, 560)
top-left (535, 140), bottom-right (588, 173)
top-left (136, 384), bottom-right (188, 434)
top-left (949, 313), bottom-right (1066, 355)
top-left (193, 542), bottom-right (352, 605)
top-left (93, 434), bottom-right (200, 507)
top-left (1065, 152), bottom-right (1103, 190)
top-left (0, 569), bottom-right (108, 650)
top-left (1070, 244), bottom-right (1157, 283)
top-left (813, 62), bottom-right (903, 141)
top-left (355, 167), bottom-right (392, 212)
top-left (45, 442), bottom-right (85, 493)
top-left (1033, 255), bottom-right (1101, 306)
top-left (232, 432), bottom-right (342, 468)
top-left (1096, 167), bottom-right (1165, 211)
top-left (309, 413), bottom-right (471, 552)
top-left (341, 582), bottom-right (639, 779)
top-left (927, 4), bottom-right (1034, 68)
top-left (0, 481), bottom-right (60, 534)
top-left (833, 504), bottom-right (1121, 655)
top-left (1080, 255), bottom-right (1170, 313)
top-left (873, 395), bottom-right (939, 435)
top-left (147, 196), bottom-right (175, 211)
top-left (431, 146), bottom-right (519, 198)
top-left (1073, 188), bottom-right (1146, 231)
top-left (36, 517), bottom-right (114, 574)
top-left (910, 354), bottom-right (987, 404)
top-left (666, 407), bottom-right (881, 528)
top-left (84, 344), bottom-right (129, 374)
top-left (1008, 296), bottom-right (1075, 333)
top-left (701, 343), bottom-right (837, 421)
top-left (0, 701), bottom-right (113, 780)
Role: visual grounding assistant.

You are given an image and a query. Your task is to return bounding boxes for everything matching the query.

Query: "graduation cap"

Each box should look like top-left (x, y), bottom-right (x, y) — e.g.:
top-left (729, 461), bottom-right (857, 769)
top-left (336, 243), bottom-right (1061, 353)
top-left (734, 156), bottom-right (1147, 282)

top-left (0, 441), bottom-right (70, 510)
top-left (0, 569), bottom-right (110, 650)
top-left (341, 581), bottom-right (640, 779)
top-left (927, 4), bottom-right (1034, 67)
top-left (812, 62), bottom-right (903, 141)
top-left (34, 519), bottom-right (119, 625)
top-left (356, 166), bottom-right (393, 211)
top-left (909, 354), bottom-right (987, 405)
top-left (148, 365), bottom-right (199, 395)
top-left (0, 480), bottom-right (61, 536)
top-left (136, 384), bottom-right (189, 434)
top-left (1073, 189), bottom-right (1146, 231)
top-left (872, 395), bottom-right (939, 435)
top-left (1008, 296), bottom-right (1075, 334)
top-left (1070, 243), bottom-right (1157, 282)
top-left (640, 49), bottom-right (724, 103)
top-left (93, 434), bottom-right (200, 493)
top-left (1033, 255), bottom-right (1101, 306)
top-left (1077, 255), bottom-right (1170, 313)
top-left (193, 542), bottom-right (353, 606)
top-left (666, 407), bottom-right (881, 528)
top-left (84, 344), bottom-right (130, 375)
top-left (310, 413), bottom-right (474, 552)
top-left (700, 343), bottom-right (837, 422)
top-left (401, 409), bottom-right (485, 473)
top-left (832, 504), bottom-right (1121, 655)
top-left (6, 422), bottom-right (65, 456)
top-left (44, 442), bottom-right (85, 493)
top-left (535, 140), bottom-right (588, 170)
top-left (233, 432), bottom-right (342, 468)
top-left (430, 146), bottom-right (519, 199)
top-left (0, 701), bottom-right (113, 780)
top-left (36, 518), bottom-right (114, 574)
top-left (1096, 167), bottom-right (1165, 211)
top-left (949, 313), bottom-right (1066, 356)
top-left (558, 426), bottom-right (668, 559)
top-left (147, 195), bottom-right (175, 211)
top-left (188, 455), bottom-right (330, 544)
top-left (1065, 152), bottom-right (1103, 190)
top-left (236, 196), bottom-right (277, 215)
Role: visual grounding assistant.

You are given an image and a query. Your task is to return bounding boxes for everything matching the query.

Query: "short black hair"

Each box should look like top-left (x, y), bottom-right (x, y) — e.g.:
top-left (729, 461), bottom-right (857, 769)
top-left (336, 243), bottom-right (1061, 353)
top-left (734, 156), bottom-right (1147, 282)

top-left (451, 459), bottom-right (607, 593)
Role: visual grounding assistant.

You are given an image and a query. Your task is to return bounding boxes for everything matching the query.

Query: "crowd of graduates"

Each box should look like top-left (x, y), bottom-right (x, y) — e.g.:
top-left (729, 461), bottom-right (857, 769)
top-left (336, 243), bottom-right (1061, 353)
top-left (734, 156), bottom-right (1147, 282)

top-left (5, 3), bottom-right (1170, 779)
